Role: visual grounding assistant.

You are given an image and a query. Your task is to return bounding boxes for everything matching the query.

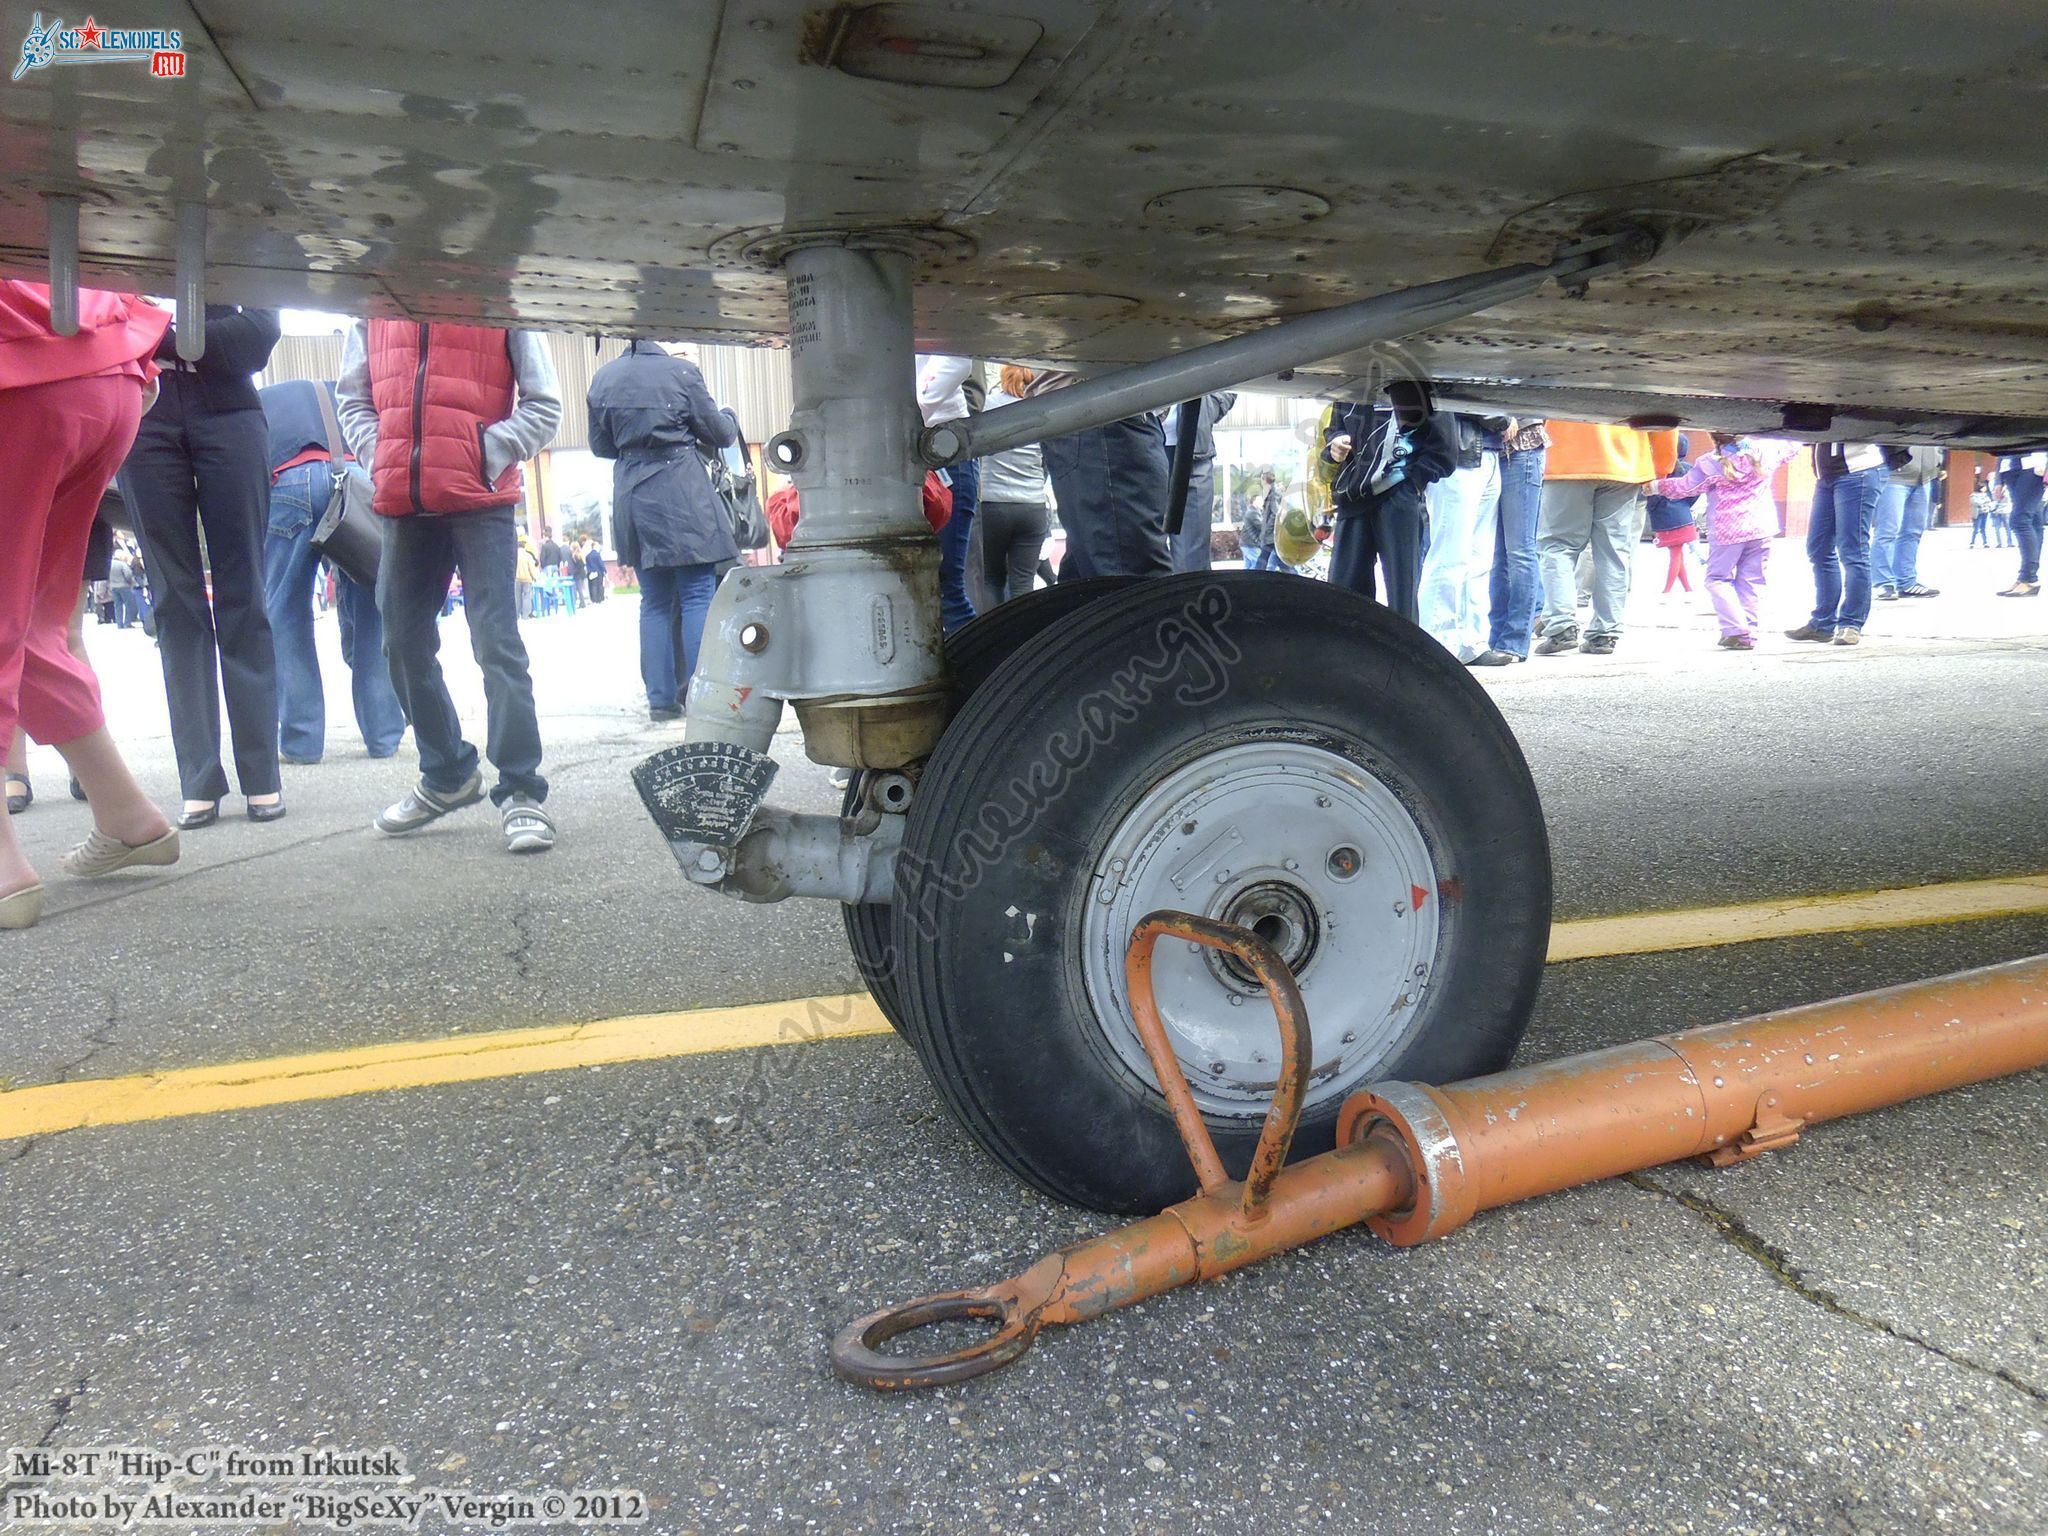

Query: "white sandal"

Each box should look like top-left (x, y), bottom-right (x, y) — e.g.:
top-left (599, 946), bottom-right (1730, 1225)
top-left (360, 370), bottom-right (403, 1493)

top-left (61, 826), bottom-right (180, 879)
top-left (0, 883), bottom-right (43, 930)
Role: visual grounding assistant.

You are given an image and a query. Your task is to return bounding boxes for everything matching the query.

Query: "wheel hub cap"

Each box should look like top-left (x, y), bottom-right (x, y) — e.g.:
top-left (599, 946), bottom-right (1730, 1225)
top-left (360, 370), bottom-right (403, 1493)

top-left (1081, 739), bottom-right (1442, 1120)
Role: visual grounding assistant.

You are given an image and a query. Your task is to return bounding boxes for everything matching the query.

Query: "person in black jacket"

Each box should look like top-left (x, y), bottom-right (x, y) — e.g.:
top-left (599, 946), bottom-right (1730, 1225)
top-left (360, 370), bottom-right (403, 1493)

top-left (117, 305), bottom-right (285, 827)
top-left (586, 341), bottom-right (739, 721)
top-left (1322, 380), bottom-right (1458, 623)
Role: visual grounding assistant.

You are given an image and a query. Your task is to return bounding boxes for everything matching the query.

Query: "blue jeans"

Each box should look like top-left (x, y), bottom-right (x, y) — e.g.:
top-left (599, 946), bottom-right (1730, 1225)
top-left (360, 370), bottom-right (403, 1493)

top-left (2008, 470), bottom-right (2046, 585)
top-left (1870, 477), bottom-right (1903, 589)
top-left (1890, 481), bottom-right (1929, 587)
top-left (1489, 447), bottom-right (1545, 655)
top-left (1807, 466), bottom-right (1884, 632)
top-left (262, 461), bottom-right (405, 761)
top-left (1870, 477), bottom-right (1929, 589)
top-left (111, 588), bottom-right (141, 628)
top-left (638, 562), bottom-right (720, 711)
top-left (938, 457), bottom-right (980, 633)
top-left (378, 505), bottom-right (546, 806)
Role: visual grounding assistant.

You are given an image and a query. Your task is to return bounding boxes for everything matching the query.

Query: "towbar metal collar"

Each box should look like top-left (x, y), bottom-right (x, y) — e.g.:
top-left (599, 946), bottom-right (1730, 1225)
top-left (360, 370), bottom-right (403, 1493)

top-left (833, 932), bottom-right (2048, 1389)
top-left (918, 226), bottom-right (1661, 468)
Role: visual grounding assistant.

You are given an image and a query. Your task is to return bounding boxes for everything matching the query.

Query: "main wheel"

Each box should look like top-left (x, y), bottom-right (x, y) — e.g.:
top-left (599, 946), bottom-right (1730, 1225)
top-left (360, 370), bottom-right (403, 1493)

top-left (890, 571), bottom-right (1552, 1213)
top-left (841, 578), bottom-right (1143, 1040)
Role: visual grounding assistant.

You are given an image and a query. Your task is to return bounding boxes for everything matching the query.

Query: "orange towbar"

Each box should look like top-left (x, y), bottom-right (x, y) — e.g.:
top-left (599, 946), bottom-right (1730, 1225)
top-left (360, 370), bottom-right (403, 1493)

top-left (831, 913), bottom-right (2048, 1389)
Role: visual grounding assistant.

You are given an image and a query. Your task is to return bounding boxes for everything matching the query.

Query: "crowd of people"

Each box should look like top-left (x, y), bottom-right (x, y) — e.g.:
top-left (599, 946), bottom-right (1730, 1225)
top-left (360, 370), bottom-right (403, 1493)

top-left (6, 282), bottom-right (2048, 934)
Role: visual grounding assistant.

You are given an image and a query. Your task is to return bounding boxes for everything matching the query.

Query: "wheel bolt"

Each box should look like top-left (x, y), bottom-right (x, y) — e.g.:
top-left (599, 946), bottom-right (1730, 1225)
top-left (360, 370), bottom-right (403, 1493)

top-left (1283, 858), bottom-right (1300, 872)
top-left (1228, 995), bottom-right (1243, 1007)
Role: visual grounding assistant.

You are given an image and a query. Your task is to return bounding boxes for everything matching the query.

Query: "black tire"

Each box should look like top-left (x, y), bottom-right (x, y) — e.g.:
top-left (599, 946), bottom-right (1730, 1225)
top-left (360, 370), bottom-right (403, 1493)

top-left (840, 578), bottom-right (1145, 1039)
top-left (891, 571), bottom-right (1552, 1213)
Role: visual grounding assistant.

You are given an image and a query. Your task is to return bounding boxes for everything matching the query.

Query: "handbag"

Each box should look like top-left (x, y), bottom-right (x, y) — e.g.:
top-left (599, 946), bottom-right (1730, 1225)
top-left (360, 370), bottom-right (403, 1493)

top-left (702, 407), bottom-right (770, 550)
top-left (309, 382), bottom-right (384, 589)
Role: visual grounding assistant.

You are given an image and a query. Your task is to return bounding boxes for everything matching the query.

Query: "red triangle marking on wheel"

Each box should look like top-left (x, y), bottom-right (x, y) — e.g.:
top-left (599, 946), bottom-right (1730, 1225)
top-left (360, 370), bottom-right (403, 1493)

top-left (1410, 884), bottom-right (1429, 911)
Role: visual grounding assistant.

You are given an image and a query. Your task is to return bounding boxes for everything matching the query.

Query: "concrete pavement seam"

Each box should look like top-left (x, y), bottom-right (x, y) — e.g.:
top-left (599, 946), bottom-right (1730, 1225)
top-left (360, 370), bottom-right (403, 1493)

top-left (1624, 1172), bottom-right (2048, 1410)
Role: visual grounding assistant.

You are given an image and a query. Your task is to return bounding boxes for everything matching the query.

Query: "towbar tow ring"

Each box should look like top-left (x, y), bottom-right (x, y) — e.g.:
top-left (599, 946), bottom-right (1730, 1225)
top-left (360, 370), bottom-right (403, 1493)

top-left (829, 912), bottom-right (1312, 1388)
top-left (830, 1289), bottom-right (1042, 1391)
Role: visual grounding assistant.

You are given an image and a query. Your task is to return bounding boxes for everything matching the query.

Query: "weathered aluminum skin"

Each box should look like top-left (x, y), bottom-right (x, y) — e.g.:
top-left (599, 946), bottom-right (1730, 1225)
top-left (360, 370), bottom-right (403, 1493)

top-left (4, 2), bottom-right (2047, 440)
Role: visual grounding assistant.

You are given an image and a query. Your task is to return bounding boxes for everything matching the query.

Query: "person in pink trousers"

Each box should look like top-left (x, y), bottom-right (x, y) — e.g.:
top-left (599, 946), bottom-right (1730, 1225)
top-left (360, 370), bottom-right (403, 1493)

top-left (1646, 434), bottom-right (1798, 651)
top-left (0, 282), bottom-right (181, 929)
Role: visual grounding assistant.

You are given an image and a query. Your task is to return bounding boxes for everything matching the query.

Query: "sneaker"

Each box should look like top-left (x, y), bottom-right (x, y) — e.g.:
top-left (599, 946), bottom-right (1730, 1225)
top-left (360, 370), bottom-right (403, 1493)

top-left (1467, 649), bottom-right (1522, 667)
top-left (501, 794), bottom-right (556, 854)
top-left (1897, 583), bottom-right (1940, 598)
top-left (1784, 623), bottom-right (1832, 642)
top-left (1578, 634), bottom-right (1618, 655)
top-left (375, 770), bottom-right (485, 836)
top-left (1833, 626), bottom-right (1862, 646)
top-left (1874, 585), bottom-right (1899, 601)
top-left (1717, 634), bottom-right (1756, 650)
top-left (1533, 629), bottom-right (1580, 656)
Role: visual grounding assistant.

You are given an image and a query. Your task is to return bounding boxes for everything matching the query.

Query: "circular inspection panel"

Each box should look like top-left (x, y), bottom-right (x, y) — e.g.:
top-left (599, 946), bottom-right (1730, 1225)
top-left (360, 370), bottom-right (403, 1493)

top-left (1141, 184), bottom-right (1333, 233)
top-left (989, 290), bottom-right (1143, 324)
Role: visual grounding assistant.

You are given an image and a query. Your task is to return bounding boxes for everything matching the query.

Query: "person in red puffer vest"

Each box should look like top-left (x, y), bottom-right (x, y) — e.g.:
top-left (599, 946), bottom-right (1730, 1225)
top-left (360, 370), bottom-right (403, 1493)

top-left (336, 320), bottom-right (563, 853)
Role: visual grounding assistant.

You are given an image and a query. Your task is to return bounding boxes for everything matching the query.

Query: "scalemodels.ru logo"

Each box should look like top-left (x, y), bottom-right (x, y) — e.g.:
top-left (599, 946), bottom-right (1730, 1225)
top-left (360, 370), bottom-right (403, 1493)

top-left (13, 13), bottom-right (186, 81)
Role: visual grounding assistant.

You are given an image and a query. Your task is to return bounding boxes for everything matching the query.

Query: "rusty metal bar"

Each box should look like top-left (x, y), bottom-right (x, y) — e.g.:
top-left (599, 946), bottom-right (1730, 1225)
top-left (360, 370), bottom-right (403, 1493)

top-left (831, 931), bottom-right (2048, 1389)
top-left (1124, 910), bottom-right (1311, 1214)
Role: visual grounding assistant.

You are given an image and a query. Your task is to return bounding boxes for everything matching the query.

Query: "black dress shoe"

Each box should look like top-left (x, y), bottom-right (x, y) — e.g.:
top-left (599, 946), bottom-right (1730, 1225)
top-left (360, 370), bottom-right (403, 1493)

top-left (247, 800), bottom-right (288, 824)
top-left (175, 803), bottom-right (220, 830)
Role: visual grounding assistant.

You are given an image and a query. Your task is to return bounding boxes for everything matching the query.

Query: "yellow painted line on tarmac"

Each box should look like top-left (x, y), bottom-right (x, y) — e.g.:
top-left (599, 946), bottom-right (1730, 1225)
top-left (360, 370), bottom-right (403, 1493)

top-left (1544, 872), bottom-right (2048, 963)
top-left (0, 993), bottom-right (890, 1142)
top-left (4, 873), bottom-right (2048, 1144)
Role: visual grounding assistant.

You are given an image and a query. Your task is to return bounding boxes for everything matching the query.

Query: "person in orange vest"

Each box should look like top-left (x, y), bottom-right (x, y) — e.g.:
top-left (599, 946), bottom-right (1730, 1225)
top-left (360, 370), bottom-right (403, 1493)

top-left (1533, 422), bottom-right (1675, 656)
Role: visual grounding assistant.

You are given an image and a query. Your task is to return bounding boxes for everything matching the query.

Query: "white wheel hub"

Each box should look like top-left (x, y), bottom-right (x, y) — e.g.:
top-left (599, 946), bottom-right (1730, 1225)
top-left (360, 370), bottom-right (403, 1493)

top-left (1080, 738), bottom-right (1442, 1120)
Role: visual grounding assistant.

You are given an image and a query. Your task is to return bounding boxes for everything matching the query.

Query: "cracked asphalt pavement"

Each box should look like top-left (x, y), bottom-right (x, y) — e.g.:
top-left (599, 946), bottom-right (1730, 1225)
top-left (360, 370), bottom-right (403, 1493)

top-left (4, 575), bottom-right (2047, 1534)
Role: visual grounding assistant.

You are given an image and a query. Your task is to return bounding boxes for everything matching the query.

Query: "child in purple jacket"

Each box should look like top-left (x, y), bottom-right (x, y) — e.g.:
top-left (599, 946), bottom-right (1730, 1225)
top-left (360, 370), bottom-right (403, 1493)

top-left (1647, 434), bottom-right (1797, 650)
